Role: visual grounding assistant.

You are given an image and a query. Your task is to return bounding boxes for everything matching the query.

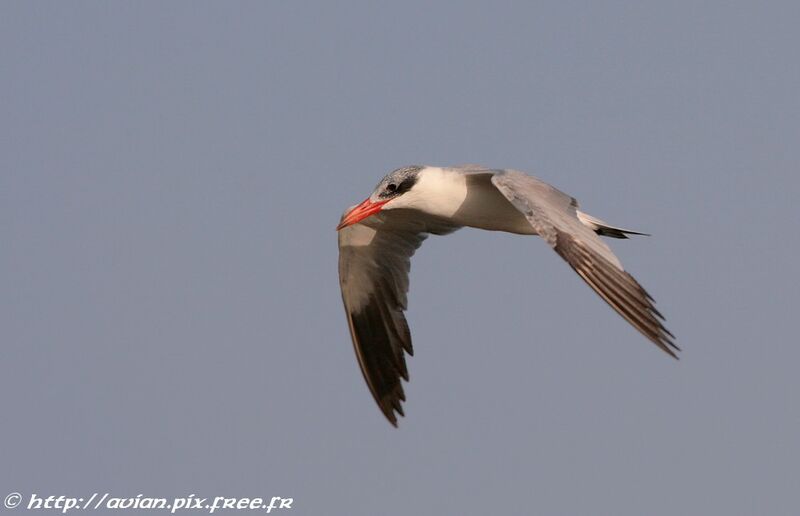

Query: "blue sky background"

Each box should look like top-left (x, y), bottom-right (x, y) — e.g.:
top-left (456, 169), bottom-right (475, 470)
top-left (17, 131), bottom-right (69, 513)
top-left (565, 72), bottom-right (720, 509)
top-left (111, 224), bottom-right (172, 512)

top-left (2, 2), bottom-right (798, 515)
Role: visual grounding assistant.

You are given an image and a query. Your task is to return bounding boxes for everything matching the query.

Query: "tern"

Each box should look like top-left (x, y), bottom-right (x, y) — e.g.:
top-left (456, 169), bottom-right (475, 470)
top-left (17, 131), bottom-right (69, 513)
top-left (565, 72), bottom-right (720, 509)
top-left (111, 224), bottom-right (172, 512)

top-left (337, 165), bottom-right (677, 426)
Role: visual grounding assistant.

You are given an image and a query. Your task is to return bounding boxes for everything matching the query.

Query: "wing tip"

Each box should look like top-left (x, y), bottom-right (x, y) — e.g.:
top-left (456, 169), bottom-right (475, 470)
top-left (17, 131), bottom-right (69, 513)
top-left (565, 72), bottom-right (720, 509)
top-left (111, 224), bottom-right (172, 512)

top-left (648, 320), bottom-right (680, 359)
top-left (379, 395), bottom-right (404, 427)
top-left (383, 409), bottom-right (399, 427)
top-left (554, 230), bottom-right (681, 360)
top-left (657, 338), bottom-right (681, 360)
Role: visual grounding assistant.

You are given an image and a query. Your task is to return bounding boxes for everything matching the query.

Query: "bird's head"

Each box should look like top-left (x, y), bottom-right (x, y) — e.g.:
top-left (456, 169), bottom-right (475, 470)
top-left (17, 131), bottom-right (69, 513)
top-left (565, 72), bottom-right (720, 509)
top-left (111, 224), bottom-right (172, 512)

top-left (337, 166), bottom-right (423, 230)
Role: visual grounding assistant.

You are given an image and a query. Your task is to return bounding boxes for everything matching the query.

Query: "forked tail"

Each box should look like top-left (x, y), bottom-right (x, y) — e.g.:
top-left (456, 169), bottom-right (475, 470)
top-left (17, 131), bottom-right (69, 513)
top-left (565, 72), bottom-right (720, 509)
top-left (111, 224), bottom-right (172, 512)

top-left (577, 211), bottom-right (649, 239)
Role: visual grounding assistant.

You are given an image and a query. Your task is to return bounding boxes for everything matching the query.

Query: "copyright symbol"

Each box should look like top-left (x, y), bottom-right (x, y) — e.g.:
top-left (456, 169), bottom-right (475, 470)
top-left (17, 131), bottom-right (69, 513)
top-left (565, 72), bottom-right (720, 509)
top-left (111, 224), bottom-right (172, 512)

top-left (4, 492), bottom-right (22, 508)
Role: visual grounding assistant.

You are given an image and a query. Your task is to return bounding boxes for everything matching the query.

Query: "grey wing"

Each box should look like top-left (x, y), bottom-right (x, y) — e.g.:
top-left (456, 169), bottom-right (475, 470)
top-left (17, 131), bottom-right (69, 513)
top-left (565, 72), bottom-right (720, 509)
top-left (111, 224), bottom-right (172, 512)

top-left (491, 170), bottom-right (678, 358)
top-left (338, 209), bottom-right (459, 426)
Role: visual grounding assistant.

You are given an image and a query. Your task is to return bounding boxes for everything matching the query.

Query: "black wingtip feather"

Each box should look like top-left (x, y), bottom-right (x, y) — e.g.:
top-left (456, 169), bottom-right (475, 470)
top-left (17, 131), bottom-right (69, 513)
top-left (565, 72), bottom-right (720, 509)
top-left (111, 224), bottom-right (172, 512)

top-left (349, 296), bottom-right (412, 428)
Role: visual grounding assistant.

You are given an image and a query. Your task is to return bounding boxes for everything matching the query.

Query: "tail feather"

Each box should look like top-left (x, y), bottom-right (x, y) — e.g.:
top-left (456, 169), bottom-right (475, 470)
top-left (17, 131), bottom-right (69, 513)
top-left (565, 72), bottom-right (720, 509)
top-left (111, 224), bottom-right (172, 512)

top-left (577, 211), bottom-right (649, 239)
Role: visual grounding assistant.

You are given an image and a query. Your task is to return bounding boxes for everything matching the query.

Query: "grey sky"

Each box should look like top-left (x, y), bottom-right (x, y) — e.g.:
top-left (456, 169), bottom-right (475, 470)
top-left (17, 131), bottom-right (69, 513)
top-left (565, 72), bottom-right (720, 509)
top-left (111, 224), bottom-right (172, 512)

top-left (2, 2), bottom-right (798, 515)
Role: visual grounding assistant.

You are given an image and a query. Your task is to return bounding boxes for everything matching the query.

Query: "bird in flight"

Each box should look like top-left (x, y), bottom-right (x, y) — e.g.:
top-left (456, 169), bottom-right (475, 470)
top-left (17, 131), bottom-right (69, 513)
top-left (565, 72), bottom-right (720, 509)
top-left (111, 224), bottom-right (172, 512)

top-left (337, 165), bottom-right (677, 426)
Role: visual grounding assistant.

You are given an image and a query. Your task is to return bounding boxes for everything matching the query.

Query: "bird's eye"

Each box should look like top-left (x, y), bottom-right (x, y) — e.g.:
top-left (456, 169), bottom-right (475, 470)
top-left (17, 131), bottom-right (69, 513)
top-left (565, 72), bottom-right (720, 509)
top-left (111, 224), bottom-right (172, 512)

top-left (386, 183), bottom-right (397, 193)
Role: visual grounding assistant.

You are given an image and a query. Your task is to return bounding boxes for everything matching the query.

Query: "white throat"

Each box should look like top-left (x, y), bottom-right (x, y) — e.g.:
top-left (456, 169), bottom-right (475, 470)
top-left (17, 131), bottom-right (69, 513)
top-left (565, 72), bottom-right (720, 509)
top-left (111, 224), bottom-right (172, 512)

top-left (382, 165), bottom-right (537, 234)
top-left (383, 167), bottom-right (468, 218)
